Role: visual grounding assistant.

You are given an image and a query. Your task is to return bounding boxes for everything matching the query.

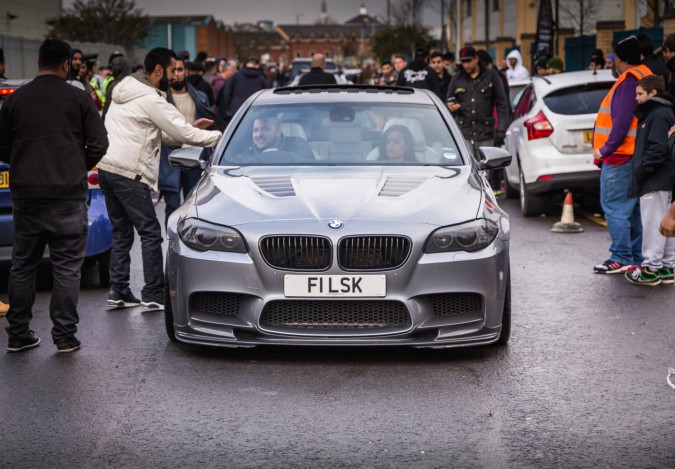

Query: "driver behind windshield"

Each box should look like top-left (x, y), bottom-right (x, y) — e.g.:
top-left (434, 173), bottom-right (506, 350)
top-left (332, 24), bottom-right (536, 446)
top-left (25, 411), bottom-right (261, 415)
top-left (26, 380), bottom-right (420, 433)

top-left (247, 115), bottom-right (314, 161)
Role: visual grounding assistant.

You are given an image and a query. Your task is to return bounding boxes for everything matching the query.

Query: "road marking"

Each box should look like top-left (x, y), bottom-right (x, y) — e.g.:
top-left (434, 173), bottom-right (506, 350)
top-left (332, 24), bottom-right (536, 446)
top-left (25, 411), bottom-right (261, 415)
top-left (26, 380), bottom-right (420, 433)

top-left (579, 210), bottom-right (607, 227)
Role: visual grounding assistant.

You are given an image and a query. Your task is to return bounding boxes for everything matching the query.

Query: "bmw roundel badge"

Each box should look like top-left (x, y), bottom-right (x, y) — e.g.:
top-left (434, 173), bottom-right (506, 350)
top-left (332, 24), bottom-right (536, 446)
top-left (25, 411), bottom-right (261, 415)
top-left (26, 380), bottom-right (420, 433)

top-left (328, 219), bottom-right (344, 230)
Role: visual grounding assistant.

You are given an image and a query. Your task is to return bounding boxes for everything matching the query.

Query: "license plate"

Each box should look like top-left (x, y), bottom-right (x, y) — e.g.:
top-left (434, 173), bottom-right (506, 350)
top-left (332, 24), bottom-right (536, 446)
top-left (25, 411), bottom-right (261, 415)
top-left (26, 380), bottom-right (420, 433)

top-left (582, 131), bottom-right (593, 144)
top-left (0, 171), bottom-right (8, 189)
top-left (284, 275), bottom-right (386, 298)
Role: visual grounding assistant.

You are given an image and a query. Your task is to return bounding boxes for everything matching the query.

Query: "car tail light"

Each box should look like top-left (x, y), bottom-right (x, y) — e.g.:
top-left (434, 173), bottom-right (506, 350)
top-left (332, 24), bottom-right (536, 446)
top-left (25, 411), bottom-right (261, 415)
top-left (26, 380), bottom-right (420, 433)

top-left (87, 168), bottom-right (99, 189)
top-left (525, 111), bottom-right (553, 140)
top-left (536, 175), bottom-right (552, 182)
top-left (0, 88), bottom-right (16, 96)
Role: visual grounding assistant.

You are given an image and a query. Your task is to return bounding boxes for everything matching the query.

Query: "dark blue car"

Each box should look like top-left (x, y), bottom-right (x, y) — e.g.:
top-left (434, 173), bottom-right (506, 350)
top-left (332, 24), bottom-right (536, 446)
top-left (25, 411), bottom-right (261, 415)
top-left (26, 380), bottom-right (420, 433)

top-left (0, 163), bottom-right (113, 286)
top-left (0, 79), bottom-right (112, 286)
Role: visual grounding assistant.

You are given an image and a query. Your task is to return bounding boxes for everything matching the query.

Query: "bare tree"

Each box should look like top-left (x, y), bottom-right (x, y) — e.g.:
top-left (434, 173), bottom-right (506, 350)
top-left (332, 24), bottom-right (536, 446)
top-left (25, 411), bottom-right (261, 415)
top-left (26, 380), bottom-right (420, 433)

top-left (645, 0), bottom-right (666, 27)
top-left (48, 0), bottom-right (149, 51)
top-left (558, 0), bottom-right (601, 36)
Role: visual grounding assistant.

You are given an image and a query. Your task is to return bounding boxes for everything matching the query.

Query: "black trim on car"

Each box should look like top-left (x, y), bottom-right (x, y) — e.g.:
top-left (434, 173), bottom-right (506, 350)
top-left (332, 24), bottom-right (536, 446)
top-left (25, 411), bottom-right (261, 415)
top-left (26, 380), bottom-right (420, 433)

top-left (273, 84), bottom-right (415, 95)
top-left (525, 170), bottom-right (600, 194)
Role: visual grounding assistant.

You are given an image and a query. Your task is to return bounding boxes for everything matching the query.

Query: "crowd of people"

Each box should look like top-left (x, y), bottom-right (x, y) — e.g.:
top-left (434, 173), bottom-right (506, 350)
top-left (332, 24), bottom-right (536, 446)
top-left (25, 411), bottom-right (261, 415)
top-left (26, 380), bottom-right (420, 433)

top-left (588, 34), bottom-right (675, 287)
top-left (1, 34), bottom-right (675, 353)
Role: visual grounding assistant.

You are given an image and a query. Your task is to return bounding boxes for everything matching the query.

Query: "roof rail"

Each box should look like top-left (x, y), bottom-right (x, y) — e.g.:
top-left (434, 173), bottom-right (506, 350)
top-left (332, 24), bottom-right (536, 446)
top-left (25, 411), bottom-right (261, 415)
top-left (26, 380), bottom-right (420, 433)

top-left (274, 84), bottom-right (415, 95)
top-left (533, 76), bottom-right (552, 85)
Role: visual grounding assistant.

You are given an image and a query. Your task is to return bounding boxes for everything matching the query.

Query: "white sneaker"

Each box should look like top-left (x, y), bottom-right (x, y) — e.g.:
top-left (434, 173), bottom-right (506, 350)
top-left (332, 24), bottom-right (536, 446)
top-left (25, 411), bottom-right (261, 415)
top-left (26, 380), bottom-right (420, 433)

top-left (141, 301), bottom-right (164, 312)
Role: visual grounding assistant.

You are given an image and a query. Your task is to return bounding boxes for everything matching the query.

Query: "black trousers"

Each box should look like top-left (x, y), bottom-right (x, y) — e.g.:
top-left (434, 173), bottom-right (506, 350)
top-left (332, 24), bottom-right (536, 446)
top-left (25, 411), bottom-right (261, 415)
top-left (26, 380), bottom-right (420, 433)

top-left (98, 170), bottom-right (163, 303)
top-left (6, 199), bottom-right (87, 345)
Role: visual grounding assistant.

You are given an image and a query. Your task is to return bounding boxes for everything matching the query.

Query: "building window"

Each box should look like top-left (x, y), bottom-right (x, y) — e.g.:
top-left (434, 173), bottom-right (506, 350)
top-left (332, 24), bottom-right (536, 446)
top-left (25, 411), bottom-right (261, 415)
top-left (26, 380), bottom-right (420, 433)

top-left (493, 0), bottom-right (499, 11)
top-left (466, 0), bottom-right (472, 17)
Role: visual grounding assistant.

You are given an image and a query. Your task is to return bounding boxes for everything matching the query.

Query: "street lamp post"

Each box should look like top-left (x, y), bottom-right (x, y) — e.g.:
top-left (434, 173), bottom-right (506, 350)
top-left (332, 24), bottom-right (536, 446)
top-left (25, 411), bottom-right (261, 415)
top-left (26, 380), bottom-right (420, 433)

top-left (294, 13), bottom-right (302, 58)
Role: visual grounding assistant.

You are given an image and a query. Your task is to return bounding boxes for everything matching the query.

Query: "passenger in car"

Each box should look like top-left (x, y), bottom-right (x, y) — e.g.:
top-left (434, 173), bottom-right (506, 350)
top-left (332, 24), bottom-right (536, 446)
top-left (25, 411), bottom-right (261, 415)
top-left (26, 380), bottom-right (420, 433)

top-left (378, 125), bottom-right (417, 162)
top-left (246, 115), bottom-right (314, 161)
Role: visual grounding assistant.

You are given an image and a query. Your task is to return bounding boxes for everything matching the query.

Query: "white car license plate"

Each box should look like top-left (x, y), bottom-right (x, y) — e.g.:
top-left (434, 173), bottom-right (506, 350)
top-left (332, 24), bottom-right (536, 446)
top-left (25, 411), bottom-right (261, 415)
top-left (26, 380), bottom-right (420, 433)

top-left (284, 275), bottom-right (386, 298)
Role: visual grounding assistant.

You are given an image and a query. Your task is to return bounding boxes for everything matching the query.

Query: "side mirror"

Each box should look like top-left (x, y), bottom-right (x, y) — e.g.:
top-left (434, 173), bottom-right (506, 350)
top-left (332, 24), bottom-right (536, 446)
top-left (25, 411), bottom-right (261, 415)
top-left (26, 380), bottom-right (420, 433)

top-left (168, 147), bottom-right (205, 170)
top-left (476, 146), bottom-right (512, 170)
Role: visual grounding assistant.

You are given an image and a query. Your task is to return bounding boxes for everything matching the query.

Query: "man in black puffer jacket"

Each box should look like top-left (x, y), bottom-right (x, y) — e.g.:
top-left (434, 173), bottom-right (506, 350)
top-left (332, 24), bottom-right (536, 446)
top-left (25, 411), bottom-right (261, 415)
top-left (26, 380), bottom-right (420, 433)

top-left (396, 47), bottom-right (440, 95)
top-left (218, 57), bottom-right (268, 124)
top-left (298, 53), bottom-right (337, 86)
top-left (625, 75), bottom-right (675, 286)
top-left (446, 46), bottom-right (509, 157)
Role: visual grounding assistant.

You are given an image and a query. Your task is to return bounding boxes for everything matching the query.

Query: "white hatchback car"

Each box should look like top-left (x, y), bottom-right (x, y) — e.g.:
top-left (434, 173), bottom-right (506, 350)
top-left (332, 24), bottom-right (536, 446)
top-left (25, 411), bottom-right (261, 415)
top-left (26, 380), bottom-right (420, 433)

top-left (504, 70), bottom-right (616, 216)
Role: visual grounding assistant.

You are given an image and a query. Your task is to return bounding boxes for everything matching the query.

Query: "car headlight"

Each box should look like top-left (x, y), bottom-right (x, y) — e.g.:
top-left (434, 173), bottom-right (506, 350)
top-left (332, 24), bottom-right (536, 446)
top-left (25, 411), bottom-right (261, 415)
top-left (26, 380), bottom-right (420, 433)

top-left (424, 219), bottom-right (499, 253)
top-left (177, 218), bottom-right (247, 253)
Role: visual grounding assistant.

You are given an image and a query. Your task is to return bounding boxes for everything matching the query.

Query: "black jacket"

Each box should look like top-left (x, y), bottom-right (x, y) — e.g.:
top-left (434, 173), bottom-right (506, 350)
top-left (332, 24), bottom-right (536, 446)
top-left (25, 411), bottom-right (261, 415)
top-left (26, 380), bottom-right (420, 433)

top-left (218, 67), bottom-right (268, 119)
top-left (298, 67), bottom-right (337, 85)
top-left (186, 74), bottom-right (215, 106)
top-left (436, 69), bottom-right (452, 101)
top-left (666, 56), bottom-right (675, 98)
top-left (0, 74), bottom-right (108, 200)
top-left (643, 55), bottom-right (670, 84)
top-left (447, 62), bottom-right (510, 142)
top-left (396, 59), bottom-right (440, 95)
top-left (629, 93), bottom-right (675, 198)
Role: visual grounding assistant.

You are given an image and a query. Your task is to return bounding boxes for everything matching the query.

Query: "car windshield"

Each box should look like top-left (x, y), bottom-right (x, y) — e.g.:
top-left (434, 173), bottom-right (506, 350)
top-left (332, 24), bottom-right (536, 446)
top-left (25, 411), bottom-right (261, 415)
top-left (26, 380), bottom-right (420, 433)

top-left (218, 102), bottom-right (464, 166)
top-left (543, 82), bottom-right (614, 115)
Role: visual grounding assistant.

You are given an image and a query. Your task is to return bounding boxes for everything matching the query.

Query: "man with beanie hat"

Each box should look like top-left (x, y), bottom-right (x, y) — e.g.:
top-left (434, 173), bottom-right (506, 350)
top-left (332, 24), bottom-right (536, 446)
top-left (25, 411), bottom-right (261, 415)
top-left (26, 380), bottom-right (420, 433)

top-left (535, 55), bottom-right (551, 76)
top-left (637, 32), bottom-right (669, 82)
top-left (546, 57), bottom-right (564, 74)
top-left (593, 35), bottom-right (653, 274)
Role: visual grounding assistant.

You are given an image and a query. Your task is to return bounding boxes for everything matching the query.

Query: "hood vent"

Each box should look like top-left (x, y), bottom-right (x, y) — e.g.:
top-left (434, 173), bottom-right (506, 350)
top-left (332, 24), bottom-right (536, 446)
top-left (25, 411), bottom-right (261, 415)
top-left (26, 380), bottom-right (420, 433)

top-left (250, 175), bottom-right (295, 197)
top-left (379, 176), bottom-right (428, 197)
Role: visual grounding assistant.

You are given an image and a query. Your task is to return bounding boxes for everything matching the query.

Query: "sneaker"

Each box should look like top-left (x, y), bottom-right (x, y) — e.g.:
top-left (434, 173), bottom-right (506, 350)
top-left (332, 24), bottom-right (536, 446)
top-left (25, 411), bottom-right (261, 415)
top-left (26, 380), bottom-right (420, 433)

top-left (625, 267), bottom-right (661, 286)
top-left (141, 301), bottom-right (164, 312)
top-left (107, 289), bottom-right (141, 309)
top-left (57, 337), bottom-right (81, 353)
top-left (7, 334), bottom-right (41, 353)
top-left (659, 267), bottom-right (674, 285)
top-left (594, 260), bottom-right (634, 274)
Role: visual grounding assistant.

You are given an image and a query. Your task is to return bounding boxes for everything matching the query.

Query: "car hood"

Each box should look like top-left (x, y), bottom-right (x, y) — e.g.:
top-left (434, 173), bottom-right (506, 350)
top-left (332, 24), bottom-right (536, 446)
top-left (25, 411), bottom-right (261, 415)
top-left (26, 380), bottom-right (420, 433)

top-left (192, 165), bottom-right (483, 227)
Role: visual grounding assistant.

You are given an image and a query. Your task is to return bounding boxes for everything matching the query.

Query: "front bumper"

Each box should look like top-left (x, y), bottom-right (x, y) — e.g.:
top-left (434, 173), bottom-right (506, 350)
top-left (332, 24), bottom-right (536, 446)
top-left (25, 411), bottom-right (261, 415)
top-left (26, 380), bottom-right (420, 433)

top-left (166, 220), bottom-right (510, 349)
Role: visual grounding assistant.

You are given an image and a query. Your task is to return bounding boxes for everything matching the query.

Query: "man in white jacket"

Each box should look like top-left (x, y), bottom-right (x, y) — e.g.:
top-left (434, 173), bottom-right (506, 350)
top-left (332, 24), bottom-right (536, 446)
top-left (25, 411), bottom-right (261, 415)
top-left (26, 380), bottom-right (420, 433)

top-left (505, 49), bottom-right (530, 80)
top-left (98, 48), bottom-right (222, 311)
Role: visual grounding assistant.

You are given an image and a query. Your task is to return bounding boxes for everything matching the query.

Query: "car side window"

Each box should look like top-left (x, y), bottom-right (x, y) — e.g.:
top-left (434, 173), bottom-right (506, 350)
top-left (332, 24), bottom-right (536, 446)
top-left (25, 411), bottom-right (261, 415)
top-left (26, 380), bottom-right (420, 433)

top-left (513, 85), bottom-right (533, 119)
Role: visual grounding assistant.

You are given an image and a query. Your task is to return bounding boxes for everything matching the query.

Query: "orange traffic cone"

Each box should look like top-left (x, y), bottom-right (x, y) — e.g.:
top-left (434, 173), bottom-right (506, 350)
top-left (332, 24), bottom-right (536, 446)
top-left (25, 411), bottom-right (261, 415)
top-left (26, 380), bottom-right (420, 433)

top-left (551, 192), bottom-right (584, 233)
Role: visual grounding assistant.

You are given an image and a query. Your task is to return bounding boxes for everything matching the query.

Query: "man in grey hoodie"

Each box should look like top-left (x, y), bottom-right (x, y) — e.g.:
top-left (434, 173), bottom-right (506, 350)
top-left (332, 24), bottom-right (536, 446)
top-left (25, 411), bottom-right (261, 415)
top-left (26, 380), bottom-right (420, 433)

top-left (98, 48), bottom-right (222, 312)
top-left (102, 56), bottom-right (132, 118)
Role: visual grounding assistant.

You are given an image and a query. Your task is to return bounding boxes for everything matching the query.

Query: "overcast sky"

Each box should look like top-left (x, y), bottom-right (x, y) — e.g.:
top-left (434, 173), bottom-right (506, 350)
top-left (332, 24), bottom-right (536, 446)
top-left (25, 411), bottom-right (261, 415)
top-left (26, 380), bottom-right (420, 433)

top-left (63, 0), bottom-right (440, 28)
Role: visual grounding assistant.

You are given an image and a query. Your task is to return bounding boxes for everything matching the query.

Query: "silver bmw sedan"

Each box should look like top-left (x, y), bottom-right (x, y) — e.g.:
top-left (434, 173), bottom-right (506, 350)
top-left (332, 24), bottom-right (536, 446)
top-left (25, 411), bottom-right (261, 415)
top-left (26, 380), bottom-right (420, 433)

top-left (164, 84), bottom-right (512, 349)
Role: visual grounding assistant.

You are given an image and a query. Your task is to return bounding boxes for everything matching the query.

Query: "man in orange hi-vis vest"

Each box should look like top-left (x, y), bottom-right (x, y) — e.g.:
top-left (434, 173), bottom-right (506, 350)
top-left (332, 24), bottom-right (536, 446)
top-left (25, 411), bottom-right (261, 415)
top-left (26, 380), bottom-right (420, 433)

top-left (593, 36), bottom-right (652, 274)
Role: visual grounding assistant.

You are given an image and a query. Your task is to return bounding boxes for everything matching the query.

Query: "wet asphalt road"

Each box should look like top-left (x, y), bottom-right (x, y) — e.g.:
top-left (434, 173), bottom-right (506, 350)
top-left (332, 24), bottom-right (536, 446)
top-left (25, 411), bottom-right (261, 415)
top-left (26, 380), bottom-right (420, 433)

top-left (1, 198), bottom-right (674, 468)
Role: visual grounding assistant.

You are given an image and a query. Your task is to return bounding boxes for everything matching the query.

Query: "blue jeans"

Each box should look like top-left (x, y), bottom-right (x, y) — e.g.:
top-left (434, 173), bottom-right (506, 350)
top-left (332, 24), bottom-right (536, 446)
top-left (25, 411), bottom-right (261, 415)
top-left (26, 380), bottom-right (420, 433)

top-left (99, 170), bottom-right (164, 303)
top-left (600, 161), bottom-right (642, 265)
